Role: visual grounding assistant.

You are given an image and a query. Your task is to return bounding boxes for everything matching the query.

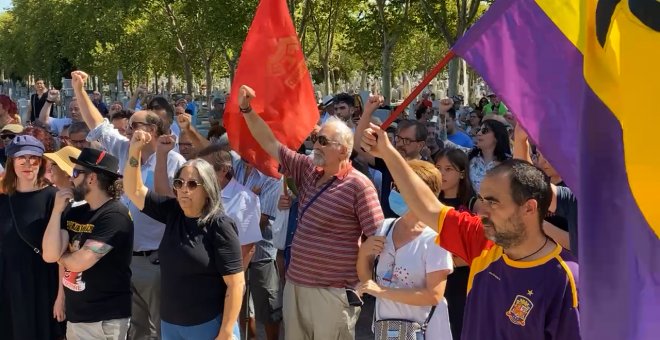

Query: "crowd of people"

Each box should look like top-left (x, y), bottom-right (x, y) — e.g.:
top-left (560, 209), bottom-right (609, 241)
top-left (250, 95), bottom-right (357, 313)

top-left (0, 70), bottom-right (580, 340)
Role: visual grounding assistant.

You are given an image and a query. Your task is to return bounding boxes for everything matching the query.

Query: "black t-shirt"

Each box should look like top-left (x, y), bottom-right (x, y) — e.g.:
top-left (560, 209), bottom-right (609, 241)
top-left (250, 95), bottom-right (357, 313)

top-left (373, 157), bottom-right (397, 218)
top-left (62, 199), bottom-right (133, 323)
top-left (545, 185), bottom-right (578, 256)
top-left (30, 92), bottom-right (55, 121)
top-left (141, 191), bottom-right (243, 326)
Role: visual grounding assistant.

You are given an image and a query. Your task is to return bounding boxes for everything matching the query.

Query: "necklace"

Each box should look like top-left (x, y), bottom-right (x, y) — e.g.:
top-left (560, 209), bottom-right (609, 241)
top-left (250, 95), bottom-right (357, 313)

top-left (511, 236), bottom-right (549, 261)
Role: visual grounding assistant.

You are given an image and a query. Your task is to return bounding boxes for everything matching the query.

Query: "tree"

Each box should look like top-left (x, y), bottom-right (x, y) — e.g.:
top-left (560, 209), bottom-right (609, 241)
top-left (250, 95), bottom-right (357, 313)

top-left (373, 0), bottom-right (415, 103)
top-left (421, 0), bottom-right (486, 96)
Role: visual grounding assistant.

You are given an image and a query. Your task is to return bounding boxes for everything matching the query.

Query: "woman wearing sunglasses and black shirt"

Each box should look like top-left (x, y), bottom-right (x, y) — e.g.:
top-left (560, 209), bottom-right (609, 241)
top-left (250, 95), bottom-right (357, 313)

top-left (123, 130), bottom-right (243, 340)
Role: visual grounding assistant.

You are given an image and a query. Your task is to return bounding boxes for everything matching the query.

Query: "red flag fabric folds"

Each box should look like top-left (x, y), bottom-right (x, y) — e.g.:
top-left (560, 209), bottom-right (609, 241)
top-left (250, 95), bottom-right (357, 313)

top-left (225, 0), bottom-right (319, 178)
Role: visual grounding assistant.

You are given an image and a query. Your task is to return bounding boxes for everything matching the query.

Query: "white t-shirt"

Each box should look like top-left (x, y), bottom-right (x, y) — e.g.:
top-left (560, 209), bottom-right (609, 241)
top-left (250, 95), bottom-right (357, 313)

top-left (221, 178), bottom-right (263, 246)
top-left (375, 218), bottom-right (454, 340)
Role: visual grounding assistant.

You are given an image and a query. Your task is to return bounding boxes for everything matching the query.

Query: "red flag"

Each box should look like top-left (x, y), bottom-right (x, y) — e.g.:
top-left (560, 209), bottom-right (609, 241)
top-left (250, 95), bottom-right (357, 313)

top-left (225, 0), bottom-right (318, 178)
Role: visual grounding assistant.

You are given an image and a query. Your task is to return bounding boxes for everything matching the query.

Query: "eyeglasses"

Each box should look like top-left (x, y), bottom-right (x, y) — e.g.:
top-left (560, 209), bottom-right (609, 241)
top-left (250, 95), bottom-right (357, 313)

top-left (0, 134), bottom-right (15, 141)
top-left (394, 135), bottom-right (421, 146)
top-left (129, 121), bottom-right (152, 131)
top-left (14, 155), bottom-right (41, 166)
top-left (72, 168), bottom-right (88, 178)
top-left (70, 139), bottom-right (87, 146)
top-left (173, 178), bottom-right (202, 191)
top-left (478, 126), bottom-right (491, 135)
top-left (310, 134), bottom-right (340, 147)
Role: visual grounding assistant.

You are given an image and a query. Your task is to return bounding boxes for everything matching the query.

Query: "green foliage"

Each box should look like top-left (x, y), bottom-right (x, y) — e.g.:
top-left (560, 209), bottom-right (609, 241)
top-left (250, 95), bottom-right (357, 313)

top-left (0, 0), bottom-right (489, 94)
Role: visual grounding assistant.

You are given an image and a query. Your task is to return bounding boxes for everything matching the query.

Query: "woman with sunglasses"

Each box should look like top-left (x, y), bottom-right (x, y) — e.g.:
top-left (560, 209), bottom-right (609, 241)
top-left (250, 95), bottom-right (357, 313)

top-left (468, 119), bottom-right (511, 192)
top-left (123, 130), bottom-right (243, 340)
top-left (0, 135), bottom-right (65, 339)
top-left (357, 160), bottom-right (453, 340)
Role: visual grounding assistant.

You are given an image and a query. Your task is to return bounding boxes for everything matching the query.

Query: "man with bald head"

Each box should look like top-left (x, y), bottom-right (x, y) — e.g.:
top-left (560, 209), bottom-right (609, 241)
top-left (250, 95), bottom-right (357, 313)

top-left (39, 92), bottom-right (84, 136)
top-left (72, 70), bottom-right (186, 339)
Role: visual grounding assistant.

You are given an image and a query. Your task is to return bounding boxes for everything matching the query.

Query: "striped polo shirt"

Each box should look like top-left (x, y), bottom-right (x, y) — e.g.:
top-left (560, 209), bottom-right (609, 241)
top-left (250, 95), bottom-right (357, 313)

top-left (436, 207), bottom-right (580, 339)
top-left (279, 146), bottom-right (384, 288)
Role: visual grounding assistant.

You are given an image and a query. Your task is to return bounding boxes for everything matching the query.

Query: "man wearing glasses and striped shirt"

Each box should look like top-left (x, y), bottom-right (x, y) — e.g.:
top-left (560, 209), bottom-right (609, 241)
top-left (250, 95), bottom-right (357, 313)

top-left (238, 85), bottom-right (384, 339)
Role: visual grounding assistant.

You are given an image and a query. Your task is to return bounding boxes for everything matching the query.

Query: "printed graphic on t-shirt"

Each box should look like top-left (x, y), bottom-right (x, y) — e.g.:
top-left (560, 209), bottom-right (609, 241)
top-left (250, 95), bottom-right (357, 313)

top-left (506, 292), bottom-right (535, 326)
top-left (379, 256), bottom-right (415, 288)
top-left (63, 221), bottom-right (94, 292)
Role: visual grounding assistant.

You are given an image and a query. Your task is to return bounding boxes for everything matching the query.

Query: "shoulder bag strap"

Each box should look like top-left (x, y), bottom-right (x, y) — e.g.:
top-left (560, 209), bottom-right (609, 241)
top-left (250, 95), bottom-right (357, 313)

top-left (298, 177), bottom-right (336, 221)
top-left (7, 195), bottom-right (41, 254)
top-left (372, 218), bottom-right (399, 323)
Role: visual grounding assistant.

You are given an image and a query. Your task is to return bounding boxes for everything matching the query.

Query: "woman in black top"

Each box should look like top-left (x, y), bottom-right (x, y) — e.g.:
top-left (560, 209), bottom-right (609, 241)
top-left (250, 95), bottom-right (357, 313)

top-left (0, 135), bottom-right (65, 339)
top-left (433, 148), bottom-right (476, 340)
top-left (124, 130), bottom-right (244, 340)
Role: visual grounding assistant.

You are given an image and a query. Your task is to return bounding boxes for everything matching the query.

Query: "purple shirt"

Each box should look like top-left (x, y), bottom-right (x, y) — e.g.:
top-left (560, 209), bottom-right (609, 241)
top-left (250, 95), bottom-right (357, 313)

top-left (437, 208), bottom-right (580, 340)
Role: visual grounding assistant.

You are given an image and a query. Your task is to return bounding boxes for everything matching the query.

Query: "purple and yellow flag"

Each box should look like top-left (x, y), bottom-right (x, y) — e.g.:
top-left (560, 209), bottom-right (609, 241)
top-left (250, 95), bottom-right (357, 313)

top-left (452, 0), bottom-right (659, 339)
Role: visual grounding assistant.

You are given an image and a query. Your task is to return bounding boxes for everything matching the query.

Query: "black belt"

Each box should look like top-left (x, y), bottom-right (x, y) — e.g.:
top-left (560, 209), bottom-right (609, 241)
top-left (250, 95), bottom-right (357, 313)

top-left (132, 250), bottom-right (156, 257)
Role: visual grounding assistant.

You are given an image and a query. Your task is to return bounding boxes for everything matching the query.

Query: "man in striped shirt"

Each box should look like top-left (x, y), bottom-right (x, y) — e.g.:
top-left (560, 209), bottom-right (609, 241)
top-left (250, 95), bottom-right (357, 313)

top-left (238, 86), bottom-right (384, 339)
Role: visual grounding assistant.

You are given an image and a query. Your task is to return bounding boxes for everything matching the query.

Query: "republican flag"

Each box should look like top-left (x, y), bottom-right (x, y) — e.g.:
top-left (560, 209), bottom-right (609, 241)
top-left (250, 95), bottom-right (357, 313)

top-left (451, 0), bottom-right (660, 339)
top-left (225, 0), bottom-right (319, 178)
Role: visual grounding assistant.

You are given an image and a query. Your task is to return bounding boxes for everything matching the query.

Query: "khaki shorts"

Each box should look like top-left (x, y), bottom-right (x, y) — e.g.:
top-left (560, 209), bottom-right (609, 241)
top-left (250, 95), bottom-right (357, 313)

top-left (283, 282), bottom-right (360, 340)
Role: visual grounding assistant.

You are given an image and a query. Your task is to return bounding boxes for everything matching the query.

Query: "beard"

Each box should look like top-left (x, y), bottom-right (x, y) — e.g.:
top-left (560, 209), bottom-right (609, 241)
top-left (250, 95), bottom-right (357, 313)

top-left (311, 150), bottom-right (326, 166)
top-left (481, 214), bottom-right (527, 249)
top-left (72, 179), bottom-right (89, 201)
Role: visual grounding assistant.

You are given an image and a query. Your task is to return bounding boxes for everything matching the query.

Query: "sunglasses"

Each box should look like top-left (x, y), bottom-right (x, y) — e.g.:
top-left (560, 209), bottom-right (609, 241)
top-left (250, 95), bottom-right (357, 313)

top-left (15, 155), bottom-right (41, 166)
top-left (310, 134), bottom-right (340, 147)
top-left (0, 134), bottom-right (15, 141)
top-left (72, 168), bottom-right (88, 178)
top-left (478, 126), bottom-right (491, 135)
top-left (129, 121), bottom-right (152, 131)
top-left (173, 178), bottom-right (202, 191)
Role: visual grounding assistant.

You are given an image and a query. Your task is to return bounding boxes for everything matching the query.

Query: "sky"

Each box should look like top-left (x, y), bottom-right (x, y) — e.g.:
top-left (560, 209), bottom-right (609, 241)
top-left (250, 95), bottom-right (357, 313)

top-left (0, 0), bottom-right (10, 11)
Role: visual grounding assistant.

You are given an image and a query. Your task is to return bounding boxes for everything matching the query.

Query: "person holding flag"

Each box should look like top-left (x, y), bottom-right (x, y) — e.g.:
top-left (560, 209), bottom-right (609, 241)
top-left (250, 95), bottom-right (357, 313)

top-left (238, 85), bottom-right (383, 339)
top-left (360, 123), bottom-right (580, 339)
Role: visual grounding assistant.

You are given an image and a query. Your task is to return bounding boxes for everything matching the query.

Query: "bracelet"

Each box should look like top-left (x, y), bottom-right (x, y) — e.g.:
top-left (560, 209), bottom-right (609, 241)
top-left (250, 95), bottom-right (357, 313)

top-left (46, 99), bottom-right (55, 103)
top-left (239, 105), bottom-right (252, 114)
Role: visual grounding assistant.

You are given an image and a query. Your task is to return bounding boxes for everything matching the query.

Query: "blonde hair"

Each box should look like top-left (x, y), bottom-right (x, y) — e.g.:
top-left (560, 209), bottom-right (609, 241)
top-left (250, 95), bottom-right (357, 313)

top-left (408, 159), bottom-right (442, 196)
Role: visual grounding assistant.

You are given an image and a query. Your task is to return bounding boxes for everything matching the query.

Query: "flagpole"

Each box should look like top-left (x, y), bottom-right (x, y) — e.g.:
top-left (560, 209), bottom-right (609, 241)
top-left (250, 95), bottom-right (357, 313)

top-left (380, 50), bottom-right (456, 129)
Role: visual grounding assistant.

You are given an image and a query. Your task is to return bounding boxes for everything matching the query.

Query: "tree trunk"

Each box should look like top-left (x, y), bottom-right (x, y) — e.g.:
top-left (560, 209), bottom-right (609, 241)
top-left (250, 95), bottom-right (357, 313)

top-left (381, 45), bottom-right (392, 103)
top-left (360, 71), bottom-right (367, 91)
top-left (323, 58), bottom-right (330, 95)
top-left (182, 57), bottom-right (194, 95)
top-left (228, 56), bottom-right (238, 87)
top-left (205, 58), bottom-right (213, 102)
top-left (447, 58), bottom-right (459, 97)
top-left (153, 70), bottom-right (159, 94)
top-left (461, 58), bottom-right (469, 102)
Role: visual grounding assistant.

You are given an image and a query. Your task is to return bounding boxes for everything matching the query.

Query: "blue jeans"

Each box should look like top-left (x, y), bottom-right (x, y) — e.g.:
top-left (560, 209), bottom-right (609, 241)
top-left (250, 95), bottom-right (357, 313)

top-left (161, 315), bottom-right (240, 340)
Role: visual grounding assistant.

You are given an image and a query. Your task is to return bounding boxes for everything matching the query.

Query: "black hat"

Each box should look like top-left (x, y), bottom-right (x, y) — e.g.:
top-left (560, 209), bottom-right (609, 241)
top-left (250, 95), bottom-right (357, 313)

top-left (70, 148), bottom-right (122, 178)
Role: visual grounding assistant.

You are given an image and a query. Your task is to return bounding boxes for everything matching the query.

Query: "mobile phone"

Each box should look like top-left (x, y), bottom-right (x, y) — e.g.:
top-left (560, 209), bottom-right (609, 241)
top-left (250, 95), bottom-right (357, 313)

top-left (345, 288), bottom-right (364, 307)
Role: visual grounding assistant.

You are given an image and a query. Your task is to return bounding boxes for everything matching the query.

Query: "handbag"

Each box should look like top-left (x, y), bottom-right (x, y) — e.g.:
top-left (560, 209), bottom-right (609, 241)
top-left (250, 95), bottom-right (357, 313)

top-left (373, 218), bottom-right (436, 340)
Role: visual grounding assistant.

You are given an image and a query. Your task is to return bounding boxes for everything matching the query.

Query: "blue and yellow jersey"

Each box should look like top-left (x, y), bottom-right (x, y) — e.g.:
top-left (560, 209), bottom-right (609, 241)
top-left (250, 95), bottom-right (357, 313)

top-left (436, 207), bottom-right (580, 339)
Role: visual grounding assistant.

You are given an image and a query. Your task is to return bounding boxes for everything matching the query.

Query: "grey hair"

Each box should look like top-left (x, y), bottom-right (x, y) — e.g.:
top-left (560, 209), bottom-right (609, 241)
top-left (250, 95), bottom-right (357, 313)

top-left (174, 158), bottom-right (224, 225)
top-left (322, 116), bottom-right (354, 158)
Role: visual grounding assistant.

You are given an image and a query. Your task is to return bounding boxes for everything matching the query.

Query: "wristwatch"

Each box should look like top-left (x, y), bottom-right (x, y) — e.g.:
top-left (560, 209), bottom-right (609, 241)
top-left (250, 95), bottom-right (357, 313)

top-left (239, 105), bottom-right (252, 114)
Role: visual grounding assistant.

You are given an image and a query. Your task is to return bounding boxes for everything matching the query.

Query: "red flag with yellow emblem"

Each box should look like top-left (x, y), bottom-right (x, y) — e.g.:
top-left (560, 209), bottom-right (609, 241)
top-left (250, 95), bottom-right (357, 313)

top-left (224, 0), bottom-right (318, 178)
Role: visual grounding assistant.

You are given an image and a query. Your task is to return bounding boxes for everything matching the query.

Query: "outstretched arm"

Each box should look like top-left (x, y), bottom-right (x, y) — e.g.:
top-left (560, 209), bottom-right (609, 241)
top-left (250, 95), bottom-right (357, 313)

top-left (239, 85), bottom-right (281, 162)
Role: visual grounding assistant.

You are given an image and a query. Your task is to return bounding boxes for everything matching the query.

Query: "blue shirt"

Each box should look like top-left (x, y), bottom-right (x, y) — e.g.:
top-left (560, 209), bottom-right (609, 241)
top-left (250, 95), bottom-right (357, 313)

top-left (232, 159), bottom-right (282, 262)
top-left (186, 102), bottom-right (197, 116)
top-left (448, 131), bottom-right (474, 148)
